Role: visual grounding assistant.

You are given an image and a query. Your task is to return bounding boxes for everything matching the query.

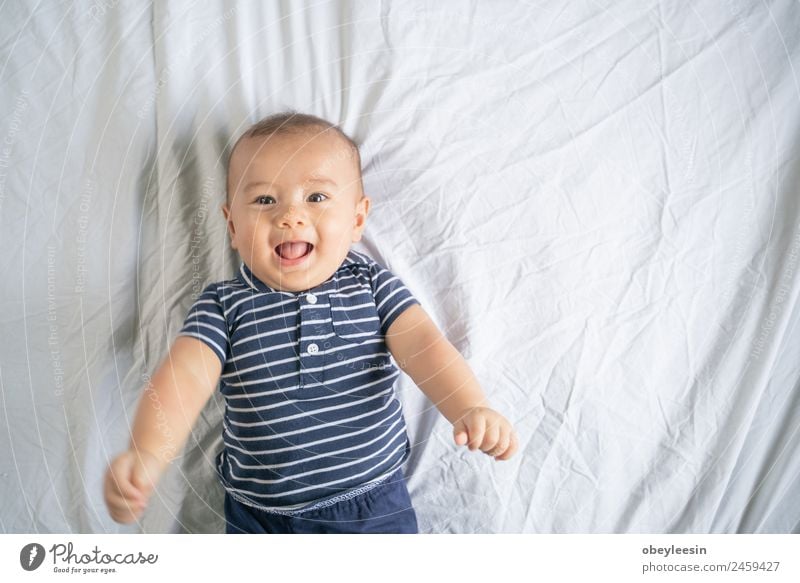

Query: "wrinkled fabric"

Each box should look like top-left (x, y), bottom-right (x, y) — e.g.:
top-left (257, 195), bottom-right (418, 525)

top-left (1, 0), bottom-right (799, 534)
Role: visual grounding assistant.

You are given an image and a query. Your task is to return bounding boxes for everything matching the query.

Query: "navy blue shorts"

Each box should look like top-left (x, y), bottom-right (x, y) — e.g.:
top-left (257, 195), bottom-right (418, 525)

top-left (224, 470), bottom-right (419, 534)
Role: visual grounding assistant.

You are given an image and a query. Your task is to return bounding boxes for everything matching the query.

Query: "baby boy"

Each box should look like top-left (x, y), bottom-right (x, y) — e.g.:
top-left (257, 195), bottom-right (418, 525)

top-left (104, 112), bottom-right (517, 533)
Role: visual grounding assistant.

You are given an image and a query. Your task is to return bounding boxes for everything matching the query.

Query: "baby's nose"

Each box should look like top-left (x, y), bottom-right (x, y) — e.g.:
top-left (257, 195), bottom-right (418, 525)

top-left (279, 206), bottom-right (305, 226)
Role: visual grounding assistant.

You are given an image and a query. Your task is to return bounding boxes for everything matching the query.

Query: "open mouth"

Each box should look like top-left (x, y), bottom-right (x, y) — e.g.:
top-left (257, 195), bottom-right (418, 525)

top-left (274, 241), bottom-right (314, 262)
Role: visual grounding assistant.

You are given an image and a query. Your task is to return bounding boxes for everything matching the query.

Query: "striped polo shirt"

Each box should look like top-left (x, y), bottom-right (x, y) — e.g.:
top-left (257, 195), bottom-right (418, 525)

top-left (178, 250), bottom-right (420, 514)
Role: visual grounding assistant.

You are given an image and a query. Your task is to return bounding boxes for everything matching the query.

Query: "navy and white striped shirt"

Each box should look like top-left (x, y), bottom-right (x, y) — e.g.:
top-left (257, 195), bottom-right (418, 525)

top-left (178, 250), bottom-right (420, 514)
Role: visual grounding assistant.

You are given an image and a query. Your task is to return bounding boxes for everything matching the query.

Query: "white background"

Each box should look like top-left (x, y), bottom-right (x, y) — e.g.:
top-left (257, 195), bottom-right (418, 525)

top-left (1, 0), bottom-right (799, 533)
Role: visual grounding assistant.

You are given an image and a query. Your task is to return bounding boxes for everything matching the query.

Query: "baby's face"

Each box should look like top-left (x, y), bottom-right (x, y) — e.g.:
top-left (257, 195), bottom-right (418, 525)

top-left (223, 131), bottom-right (369, 292)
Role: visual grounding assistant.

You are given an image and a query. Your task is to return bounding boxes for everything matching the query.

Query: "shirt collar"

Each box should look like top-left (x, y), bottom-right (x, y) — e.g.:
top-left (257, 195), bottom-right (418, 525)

top-left (237, 250), bottom-right (366, 294)
top-left (237, 262), bottom-right (281, 294)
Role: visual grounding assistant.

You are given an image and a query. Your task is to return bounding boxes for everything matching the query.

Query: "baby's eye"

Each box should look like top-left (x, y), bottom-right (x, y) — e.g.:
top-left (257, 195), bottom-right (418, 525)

top-left (307, 192), bottom-right (328, 203)
top-left (255, 195), bottom-right (275, 205)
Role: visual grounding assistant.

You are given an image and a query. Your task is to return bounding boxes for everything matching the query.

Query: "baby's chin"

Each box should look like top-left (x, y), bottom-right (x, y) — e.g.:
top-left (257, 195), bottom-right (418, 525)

top-left (246, 246), bottom-right (353, 292)
top-left (256, 264), bottom-right (338, 293)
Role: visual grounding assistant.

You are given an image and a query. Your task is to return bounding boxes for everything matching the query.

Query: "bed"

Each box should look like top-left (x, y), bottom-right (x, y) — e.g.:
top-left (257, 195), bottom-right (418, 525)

top-left (1, 0), bottom-right (799, 533)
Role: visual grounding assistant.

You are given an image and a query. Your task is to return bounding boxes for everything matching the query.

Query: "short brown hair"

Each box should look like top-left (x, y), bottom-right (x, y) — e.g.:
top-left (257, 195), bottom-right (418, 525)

top-left (226, 111), bottom-right (362, 203)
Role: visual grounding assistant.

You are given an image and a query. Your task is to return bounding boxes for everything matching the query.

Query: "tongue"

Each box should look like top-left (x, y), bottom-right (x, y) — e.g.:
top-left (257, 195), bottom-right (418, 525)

top-left (278, 242), bottom-right (309, 259)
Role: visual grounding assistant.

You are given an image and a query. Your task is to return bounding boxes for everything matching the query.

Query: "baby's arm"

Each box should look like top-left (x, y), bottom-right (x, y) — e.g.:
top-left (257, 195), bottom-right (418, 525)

top-left (104, 336), bottom-right (222, 523)
top-left (385, 305), bottom-right (517, 460)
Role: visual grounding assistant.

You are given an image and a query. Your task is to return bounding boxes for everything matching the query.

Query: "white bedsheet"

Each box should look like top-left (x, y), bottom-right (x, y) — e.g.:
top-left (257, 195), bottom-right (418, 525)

top-left (1, 0), bottom-right (799, 533)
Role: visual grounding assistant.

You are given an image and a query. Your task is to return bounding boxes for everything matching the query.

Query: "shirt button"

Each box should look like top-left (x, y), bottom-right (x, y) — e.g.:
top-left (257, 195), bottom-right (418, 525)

top-left (306, 293), bottom-right (317, 304)
top-left (307, 343), bottom-right (319, 354)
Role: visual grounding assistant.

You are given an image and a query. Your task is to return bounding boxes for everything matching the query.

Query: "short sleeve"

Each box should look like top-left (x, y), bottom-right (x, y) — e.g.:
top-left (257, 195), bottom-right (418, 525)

top-left (368, 261), bottom-right (421, 336)
top-left (177, 284), bottom-right (229, 366)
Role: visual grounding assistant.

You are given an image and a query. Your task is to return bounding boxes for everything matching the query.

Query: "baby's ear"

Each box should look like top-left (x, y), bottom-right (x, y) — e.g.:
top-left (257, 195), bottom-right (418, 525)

top-left (221, 204), bottom-right (238, 249)
top-left (351, 196), bottom-right (370, 242)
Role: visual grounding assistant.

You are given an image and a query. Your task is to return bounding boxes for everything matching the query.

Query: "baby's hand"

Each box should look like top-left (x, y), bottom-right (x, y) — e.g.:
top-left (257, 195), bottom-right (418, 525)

top-left (103, 449), bottom-right (162, 524)
top-left (453, 407), bottom-right (518, 461)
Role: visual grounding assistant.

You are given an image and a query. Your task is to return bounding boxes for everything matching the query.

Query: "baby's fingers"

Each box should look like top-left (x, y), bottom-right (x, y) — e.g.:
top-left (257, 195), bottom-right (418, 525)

top-left (106, 456), bottom-right (145, 502)
top-left (464, 414), bottom-right (486, 451)
top-left (105, 481), bottom-right (145, 512)
top-left (494, 431), bottom-right (519, 461)
top-left (485, 429), bottom-right (509, 459)
top-left (104, 477), bottom-right (146, 523)
top-left (480, 423), bottom-right (501, 455)
top-left (453, 420), bottom-right (469, 446)
top-left (106, 491), bottom-right (146, 524)
top-left (104, 454), bottom-right (148, 524)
